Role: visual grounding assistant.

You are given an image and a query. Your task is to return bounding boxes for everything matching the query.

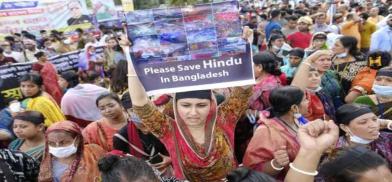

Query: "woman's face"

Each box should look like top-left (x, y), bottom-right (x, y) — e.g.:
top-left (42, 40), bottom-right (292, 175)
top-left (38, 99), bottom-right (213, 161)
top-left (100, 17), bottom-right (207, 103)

top-left (357, 165), bottom-right (392, 182)
top-left (292, 94), bottom-right (309, 115)
top-left (47, 131), bottom-right (78, 148)
top-left (308, 71), bottom-right (322, 89)
top-left (107, 39), bottom-right (118, 49)
top-left (332, 40), bottom-right (346, 55)
top-left (58, 76), bottom-right (69, 90)
top-left (314, 54), bottom-right (332, 72)
top-left (374, 76), bottom-right (392, 86)
top-left (177, 98), bottom-right (211, 127)
top-left (20, 81), bottom-right (40, 97)
top-left (254, 64), bottom-right (263, 78)
top-left (344, 113), bottom-right (380, 141)
top-left (313, 39), bottom-right (326, 49)
top-left (98, 97), bottom-right (123, 121)
top-left (272, 38), bottom-right (285, 48)
top-left (13, 120), bottom-right (43, 140)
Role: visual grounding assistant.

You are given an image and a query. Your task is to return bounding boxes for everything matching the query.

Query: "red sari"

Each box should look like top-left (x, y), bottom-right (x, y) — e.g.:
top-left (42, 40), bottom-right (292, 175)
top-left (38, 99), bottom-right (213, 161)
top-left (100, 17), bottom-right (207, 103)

top-left (243, 111), bottom-right (300, 181)
top-left (82, 118), bottom-right (121, 152)
top-left (32, 62), bottom-right (63, 105)
top-left (133, 87), bottom-right (252, 181)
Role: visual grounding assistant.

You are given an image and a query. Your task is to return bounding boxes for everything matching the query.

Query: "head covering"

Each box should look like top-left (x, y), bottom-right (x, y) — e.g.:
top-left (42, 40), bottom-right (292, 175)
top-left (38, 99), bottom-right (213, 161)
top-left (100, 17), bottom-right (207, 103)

top-left (376, 67), bottom-right (392, 77)
top-left (39, 121), bottom-right (84, 182)
top-left (298, 16), bottom-right (313, 25)
top-left (336, 104), bottom-right (373, 125)
top-left (313, 32), bottom-right (327, 40)
top-left (175, 90), bottom-right (212, 101)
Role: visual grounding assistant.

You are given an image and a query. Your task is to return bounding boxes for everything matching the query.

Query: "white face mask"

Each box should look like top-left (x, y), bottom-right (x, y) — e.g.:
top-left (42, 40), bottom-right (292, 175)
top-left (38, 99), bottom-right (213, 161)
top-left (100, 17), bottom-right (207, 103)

top-left (272, 45), bottom-right (281, 50)
top-left (372, 84), bottom-right (392, 97)
top-left (335, 52), bottom-right (348, 58)
top-left (347, 129), bottom-right (377, 145)
top-left (49, 140), bottom-right (78, 158)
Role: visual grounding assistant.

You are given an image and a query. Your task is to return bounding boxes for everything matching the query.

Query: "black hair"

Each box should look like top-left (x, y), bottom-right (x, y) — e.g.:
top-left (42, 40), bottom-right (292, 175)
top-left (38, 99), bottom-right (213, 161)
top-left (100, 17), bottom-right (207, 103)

top-left (4, 36), bottom-right (15, 43)
top-left (34, 51), bottom-right (45, 59)
top-left (270, 9), bottom-right (281, 19)
top-left (19, 73), bottom-right (43, 87)
top-left (226, 167), bottom-right (276, 182)
top-left (40, 30), bottom-right (47, 34)
top-left (286, 15), bottom-right (298, 21)
top-left (98, 155), bottom-right (159, 182)
top-left (269, 86), bottom-right (304, 117)
top-left (337, 36), bottom-right (359, 57)
top-left (79, 70), bottom-right (99, 83)
top-left (367, 51), bottom-right (391, 69)
top-left (320, 146), bottom-right (388, 182)
top-left (259, 14), bottom-right (268, 20)
top-left (359, 12), bottom-right (369, 20)
top-left (289, 48), bottom-right (305, 59)
top-left (106, 37), bottom-right (123, 53)
top-left (253, 52), bottom-right (282, 76)
top-left (110, 60), bottom-right (128, 93)
top-left (13, 111), bottom-right (45, 125)
top-left (60, 70), bottom-right (79, 89)
top-left (267, 33), bottom-right (285, 49)
top-left (75, 28), bottom-right (84, 34)
top-left (96, 93), bottom-right (121, 107)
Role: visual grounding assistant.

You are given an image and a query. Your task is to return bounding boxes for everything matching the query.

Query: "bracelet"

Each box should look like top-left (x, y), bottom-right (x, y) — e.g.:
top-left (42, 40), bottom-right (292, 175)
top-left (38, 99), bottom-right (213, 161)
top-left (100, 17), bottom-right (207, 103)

top-left (271, 159), bottom-right (284, 171)
top-left (289, 163), bottom-right (318, 176)
top-left (387, 121), bottom-right (392, 130)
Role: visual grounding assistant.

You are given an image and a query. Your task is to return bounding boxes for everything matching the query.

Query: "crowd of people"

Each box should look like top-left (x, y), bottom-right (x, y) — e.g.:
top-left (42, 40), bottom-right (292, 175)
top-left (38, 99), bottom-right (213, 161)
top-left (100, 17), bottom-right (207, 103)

top-left (0, 0), bottom-right (392, 182)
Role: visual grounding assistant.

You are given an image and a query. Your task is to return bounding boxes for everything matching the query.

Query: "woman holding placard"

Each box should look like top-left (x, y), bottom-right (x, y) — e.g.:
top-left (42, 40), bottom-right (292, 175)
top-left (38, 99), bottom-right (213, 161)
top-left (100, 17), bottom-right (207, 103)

top-left (122, 37), bottom-right (253, 181)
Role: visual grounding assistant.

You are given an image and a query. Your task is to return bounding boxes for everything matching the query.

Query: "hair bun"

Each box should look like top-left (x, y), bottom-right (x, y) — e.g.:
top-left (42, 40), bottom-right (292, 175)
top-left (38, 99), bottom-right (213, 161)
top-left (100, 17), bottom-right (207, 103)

top-left (98, 155), bottom-right (120, 172)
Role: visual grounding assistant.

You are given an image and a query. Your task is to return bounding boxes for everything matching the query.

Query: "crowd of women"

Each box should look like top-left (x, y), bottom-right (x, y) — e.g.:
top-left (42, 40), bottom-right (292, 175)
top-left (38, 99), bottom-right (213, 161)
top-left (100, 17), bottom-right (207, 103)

top-left (0, 0), bottom-right (392, 182)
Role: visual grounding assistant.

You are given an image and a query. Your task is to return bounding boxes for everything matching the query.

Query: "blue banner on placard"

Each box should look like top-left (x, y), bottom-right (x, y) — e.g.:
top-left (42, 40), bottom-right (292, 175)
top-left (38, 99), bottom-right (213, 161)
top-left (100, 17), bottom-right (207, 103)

top-left (0, 1), bottom-right (39, 10)
top-left (125, 0), bottom-right (254, 95)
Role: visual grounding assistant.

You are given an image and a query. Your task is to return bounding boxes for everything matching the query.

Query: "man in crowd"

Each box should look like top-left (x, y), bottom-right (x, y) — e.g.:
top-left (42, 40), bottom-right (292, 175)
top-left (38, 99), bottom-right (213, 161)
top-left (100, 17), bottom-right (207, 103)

top-left (312, 13), bottom-right (329, 33)
top-left (0, 41), bottom-right (24, 63)
top-left (370, 14), bottom-right (392, 55)
top-left (287, 16), bottom-right (313, 49)
top-left (340, 13), bottom-right (362, 48)
top-left (0, 47), bottom-right (16, 66)
top-left (265, 9), bottom-right (282, 41)
top-left (368, 7), bottom-right (384, 24)
top-left (359, 13), bottom-right (377, 54)
top-left (282, 15), bottom-right (298, 36)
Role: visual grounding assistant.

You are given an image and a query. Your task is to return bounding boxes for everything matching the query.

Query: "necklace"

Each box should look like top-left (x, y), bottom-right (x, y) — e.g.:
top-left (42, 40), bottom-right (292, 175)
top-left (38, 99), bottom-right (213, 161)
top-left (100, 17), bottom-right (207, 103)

top-left (277, 117), bottom-right (299, 135)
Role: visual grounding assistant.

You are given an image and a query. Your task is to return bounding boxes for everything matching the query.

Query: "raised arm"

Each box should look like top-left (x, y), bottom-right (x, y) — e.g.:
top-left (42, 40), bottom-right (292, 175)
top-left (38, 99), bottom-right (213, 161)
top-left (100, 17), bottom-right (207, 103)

top-left (121, 37), bottom-right (171, 138)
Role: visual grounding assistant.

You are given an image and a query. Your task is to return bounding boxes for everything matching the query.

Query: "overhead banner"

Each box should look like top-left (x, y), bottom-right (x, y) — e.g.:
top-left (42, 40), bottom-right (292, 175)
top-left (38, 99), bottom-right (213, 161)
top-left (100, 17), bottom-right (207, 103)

top-left (125, 0), bottom-right (254, 95)
top-left (91, 0), bottom-right (118, 22)
top-left (0, 46), bottom-right (104, 109)
top-left (0, 0), bottom-right (92, 36)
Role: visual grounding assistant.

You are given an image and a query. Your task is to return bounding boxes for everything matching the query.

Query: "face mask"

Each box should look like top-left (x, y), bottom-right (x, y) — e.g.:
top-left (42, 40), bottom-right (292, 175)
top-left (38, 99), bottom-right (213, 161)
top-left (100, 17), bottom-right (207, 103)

top-left (49, 140), bottom-right (77, 158)
top-left (372, 84), bottom-right (392, 96)
top-left (293, 106), bottom-right (309, 125)
top-left (272, 45), bottom-right (281, 50)
top-left (336, 52), bottom-right (348, 58)
top-left (347, 129), bottom-right (376, 145)
top-left (307, 86), bottom-right (322, 93)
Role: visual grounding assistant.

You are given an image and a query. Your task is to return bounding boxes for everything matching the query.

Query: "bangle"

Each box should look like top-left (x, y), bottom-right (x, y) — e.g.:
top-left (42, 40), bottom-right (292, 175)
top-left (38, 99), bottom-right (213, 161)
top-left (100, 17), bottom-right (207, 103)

top-left (289, 163), bottom-right (318, 176)
top-left (271, 159), bottom-right (284, 171)
top-left (387, 121), bottom-right (392, 130)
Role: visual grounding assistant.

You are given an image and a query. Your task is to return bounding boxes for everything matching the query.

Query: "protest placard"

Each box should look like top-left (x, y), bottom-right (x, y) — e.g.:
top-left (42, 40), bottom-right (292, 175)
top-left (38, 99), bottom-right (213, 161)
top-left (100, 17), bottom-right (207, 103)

top-left (0, 0), bottom-right (92, 36)
top-left (124, 0), bottom-right (254, 95)
top-left (0, 46), bottom-right (104, 109)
